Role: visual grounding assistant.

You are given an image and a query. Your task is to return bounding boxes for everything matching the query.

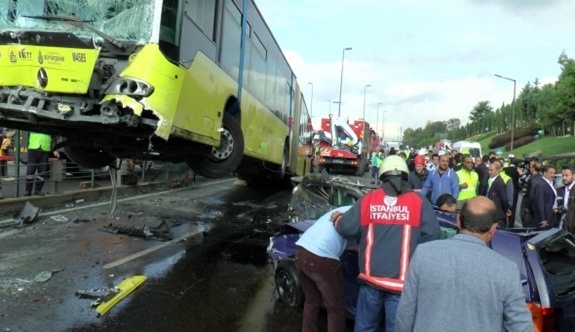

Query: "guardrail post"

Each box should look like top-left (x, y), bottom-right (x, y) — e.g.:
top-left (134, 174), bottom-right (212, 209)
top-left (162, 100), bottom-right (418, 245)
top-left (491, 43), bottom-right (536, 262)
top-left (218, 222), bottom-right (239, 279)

top-left (49, 158), bottom-right (65, 194)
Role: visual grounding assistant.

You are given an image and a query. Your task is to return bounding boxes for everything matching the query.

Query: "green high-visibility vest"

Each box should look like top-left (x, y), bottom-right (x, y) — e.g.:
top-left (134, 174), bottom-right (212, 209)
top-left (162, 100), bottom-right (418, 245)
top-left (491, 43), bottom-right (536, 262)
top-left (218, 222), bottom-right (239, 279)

top-left (28, 132), bottom-right (52, 151)
top-left (456, 168), bottom-right (478, 200)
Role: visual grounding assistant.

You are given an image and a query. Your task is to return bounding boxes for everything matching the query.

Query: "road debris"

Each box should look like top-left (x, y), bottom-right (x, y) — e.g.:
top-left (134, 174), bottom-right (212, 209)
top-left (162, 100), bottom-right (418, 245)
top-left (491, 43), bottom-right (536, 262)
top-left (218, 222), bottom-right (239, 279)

top-left (50, 215), bottom-right (69, 223)
top-left (100, 221), bottom-right (172, 241)
top-left (75, 275), bottom-right (147, 316)
top-left (13, 201), bottom-right (40, 228)
top-left (33, 269), bottom-right (63, 283)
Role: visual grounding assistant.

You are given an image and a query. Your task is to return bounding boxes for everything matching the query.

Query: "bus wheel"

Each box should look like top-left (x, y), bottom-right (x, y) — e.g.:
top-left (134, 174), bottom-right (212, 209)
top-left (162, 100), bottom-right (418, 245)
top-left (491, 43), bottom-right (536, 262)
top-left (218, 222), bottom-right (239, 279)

top-left (63, 145), bottom-right (116, 169)
top-left (188, 113), bottom-right (244, 178)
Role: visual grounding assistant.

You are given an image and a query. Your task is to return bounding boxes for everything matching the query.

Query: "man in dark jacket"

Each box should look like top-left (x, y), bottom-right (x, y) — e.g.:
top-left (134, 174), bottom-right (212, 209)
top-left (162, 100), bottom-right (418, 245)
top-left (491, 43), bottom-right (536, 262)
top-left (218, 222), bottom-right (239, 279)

top-left (332, 155), bottom-right (440, 332)
top-left (408, 155), bottom-right (428, 193)
top-left (534, 164), bottom-right (558, 229)
top-left (504, 156), bottom-right (520, 227)
top-left (522, 160), bottom-right (542, 227)
top-left (475, 155), bottom-right (489, 196)
top-left (486, 161), bottom-right (510, 227)
top-left (557, 164), bottom-right (575, 232)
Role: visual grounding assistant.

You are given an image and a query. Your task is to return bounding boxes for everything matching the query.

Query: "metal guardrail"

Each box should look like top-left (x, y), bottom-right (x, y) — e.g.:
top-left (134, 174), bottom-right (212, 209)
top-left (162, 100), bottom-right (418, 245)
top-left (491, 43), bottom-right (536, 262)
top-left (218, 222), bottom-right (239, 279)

top-left (0, 158), bottom-right (192, 199)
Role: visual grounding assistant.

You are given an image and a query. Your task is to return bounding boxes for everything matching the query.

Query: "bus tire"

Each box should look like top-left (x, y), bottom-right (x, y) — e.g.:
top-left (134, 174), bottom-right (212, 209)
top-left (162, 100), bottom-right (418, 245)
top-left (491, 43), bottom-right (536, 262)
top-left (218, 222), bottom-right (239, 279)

top-left (188, 112), bottom-right (244, 178)
top-left (63, 145), bottom-right (116, 169)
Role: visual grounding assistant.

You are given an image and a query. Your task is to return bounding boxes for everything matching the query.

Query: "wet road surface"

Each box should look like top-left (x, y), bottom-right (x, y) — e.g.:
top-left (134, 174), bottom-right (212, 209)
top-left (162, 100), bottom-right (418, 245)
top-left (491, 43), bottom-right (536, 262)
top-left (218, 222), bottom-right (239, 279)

top-left (0, 176), bottom-right (316, 331)
top-left (1, 172), bottom-right (369, 331)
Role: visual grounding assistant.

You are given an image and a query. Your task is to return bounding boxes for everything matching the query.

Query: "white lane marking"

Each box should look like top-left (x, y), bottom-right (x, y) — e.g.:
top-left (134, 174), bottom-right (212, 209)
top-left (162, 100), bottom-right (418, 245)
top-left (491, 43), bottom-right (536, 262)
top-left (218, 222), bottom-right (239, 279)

top-left (103, 230), bottom-right (204, 269)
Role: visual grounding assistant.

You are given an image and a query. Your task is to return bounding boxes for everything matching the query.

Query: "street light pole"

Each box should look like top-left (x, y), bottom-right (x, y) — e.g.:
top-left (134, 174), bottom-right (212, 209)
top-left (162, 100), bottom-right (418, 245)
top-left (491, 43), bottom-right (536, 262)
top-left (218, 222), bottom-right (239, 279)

top-left (494, 74), bottom-right (517, 151)
top-left (307, 82), bottom-right (313, 117)
top-left (381, 110), bottom-right (386, 139)
top-left (375, 103), bottom-right (385, 136)
top-left (332, 101), bottom-right (340, 117)
top-left (376, 102), bottom-right (382, 134)
top-left (338, 47), bottom-right (352, 117)
top-left (362, 84), bottom-right (371, 121)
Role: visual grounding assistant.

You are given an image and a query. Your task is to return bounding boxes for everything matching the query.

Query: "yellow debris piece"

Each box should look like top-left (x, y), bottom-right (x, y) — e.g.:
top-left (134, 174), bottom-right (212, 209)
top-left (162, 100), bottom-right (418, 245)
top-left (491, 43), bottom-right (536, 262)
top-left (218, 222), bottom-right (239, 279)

top-left (96, 275), bottom-right (147, 316)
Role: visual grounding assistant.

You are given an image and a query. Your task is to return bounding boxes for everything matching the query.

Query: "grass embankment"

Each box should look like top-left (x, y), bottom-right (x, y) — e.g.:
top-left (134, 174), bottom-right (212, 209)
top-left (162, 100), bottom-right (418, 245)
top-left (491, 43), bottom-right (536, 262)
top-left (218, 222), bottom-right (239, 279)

top-left (472, 134), bottom-right (575, 159)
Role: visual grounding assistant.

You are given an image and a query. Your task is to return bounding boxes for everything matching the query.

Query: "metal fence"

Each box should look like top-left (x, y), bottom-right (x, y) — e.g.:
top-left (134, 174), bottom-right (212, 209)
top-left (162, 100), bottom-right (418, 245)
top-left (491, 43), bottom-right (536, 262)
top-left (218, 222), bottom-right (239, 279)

top-left (0, 158), bottom-right (192, 199)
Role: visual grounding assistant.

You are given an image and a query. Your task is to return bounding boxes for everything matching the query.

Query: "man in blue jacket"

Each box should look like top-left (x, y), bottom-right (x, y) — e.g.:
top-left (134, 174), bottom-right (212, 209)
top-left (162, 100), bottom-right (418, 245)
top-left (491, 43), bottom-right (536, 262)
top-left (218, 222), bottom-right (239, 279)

top-left (420, 153), bottom-right (459, 205)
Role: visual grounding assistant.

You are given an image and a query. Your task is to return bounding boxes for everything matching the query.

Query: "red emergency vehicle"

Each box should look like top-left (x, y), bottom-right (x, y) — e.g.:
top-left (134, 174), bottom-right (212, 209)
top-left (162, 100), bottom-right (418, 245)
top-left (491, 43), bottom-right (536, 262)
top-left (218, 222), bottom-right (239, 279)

top-left (315, 117), bottom-right (371, 175)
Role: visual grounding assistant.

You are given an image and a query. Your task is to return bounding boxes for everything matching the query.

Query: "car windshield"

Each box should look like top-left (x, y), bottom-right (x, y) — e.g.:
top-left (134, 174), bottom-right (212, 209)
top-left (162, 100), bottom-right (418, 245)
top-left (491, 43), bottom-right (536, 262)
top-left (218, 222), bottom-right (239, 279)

top-left (0, 0), bottom-right (155, 43)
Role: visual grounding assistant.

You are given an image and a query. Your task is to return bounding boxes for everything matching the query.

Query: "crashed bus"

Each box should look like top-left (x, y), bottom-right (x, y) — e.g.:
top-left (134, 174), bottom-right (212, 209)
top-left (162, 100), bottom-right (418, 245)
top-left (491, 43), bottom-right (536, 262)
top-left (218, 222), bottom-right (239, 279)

top-left (0, 0), bottom-right (313, 181)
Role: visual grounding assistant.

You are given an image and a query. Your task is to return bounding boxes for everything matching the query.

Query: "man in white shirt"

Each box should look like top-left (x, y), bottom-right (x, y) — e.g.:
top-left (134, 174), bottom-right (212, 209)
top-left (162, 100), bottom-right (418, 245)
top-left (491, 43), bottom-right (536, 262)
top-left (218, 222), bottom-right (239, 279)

top-left (295, 206), bottom-right (351, 332)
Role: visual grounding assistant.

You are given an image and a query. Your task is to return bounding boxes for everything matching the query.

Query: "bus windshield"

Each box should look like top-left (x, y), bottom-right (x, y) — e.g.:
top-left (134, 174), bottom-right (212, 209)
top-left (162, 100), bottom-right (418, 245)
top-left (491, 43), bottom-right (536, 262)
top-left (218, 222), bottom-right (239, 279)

top-left (0, 0), bottom-right (155, 43)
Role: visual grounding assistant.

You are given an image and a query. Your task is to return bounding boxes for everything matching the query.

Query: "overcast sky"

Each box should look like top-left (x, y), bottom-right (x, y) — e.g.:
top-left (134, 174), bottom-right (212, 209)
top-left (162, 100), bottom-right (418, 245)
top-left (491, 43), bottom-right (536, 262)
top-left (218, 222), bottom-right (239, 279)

top-left (256, 0), bottom-right (575, 140)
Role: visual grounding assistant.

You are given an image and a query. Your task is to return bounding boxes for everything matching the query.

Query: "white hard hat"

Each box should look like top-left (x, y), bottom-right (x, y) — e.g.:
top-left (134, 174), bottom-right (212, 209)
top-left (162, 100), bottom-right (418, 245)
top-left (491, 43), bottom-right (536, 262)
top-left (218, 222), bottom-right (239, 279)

top-left (379, 155), bottom-right (409, 178)
top-left (313, 134), bottom-right (320, 140)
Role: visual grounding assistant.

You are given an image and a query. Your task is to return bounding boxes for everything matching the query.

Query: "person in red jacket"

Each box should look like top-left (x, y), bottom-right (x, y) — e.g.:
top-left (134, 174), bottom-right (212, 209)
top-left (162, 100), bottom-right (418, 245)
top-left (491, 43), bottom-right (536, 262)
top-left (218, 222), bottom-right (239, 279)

top-left (332, 155), bottom-right (440, 332)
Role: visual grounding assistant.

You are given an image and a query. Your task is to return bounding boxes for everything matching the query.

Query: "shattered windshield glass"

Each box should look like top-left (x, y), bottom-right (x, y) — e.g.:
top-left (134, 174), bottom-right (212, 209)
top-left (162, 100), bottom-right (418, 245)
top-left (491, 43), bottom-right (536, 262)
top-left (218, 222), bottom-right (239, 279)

top-left (0, 0), bottom-right (156, 43)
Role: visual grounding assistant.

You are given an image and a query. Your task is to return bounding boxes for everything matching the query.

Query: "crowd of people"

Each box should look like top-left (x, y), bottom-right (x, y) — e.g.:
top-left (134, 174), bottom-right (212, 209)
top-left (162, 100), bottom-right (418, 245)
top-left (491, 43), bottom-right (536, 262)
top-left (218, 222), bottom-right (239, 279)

top-left (293, 145), bottom-right (575, 331)
top-left (376, 146), bottom-right (575, 233)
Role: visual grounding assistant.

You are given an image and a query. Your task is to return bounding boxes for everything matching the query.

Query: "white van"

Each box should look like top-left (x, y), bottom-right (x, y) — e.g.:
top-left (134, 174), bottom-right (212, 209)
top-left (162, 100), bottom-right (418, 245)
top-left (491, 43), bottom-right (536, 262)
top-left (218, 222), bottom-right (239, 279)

top-left (452, 141), bottom-right (482, 158)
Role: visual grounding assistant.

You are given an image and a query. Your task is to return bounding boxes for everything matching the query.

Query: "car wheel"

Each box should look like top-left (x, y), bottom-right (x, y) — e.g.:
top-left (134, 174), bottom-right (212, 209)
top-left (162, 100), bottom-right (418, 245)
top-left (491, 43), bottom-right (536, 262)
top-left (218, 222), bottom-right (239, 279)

top-left (275, 260), bottom-right (304, 307)
top-left (187, 112), bottom-right (244, 178)
top-left (63, 145), bottom-right (116, 169)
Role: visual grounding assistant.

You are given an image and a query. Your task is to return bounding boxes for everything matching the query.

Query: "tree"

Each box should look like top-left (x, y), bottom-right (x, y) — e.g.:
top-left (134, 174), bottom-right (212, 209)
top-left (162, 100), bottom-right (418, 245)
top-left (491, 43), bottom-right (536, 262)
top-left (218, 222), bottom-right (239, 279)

top-left (445, 118), bottom-right (460, 131)
top-left (469, 101), bottom-right (493, 122)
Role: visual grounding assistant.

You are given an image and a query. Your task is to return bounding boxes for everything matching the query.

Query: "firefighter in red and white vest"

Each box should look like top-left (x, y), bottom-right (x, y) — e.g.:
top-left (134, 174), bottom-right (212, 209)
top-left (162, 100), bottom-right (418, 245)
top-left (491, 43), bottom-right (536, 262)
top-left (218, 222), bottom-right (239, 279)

top-left (332, 155), bottom-right (440, 332)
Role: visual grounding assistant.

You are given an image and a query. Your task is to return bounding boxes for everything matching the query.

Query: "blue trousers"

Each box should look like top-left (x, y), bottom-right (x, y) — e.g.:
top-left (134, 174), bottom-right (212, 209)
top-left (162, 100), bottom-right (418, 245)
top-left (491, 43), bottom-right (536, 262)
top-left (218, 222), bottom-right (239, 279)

top-left (371, 166), bottom-right (379, 183)
top-left (354, 284), bottom-right (400, 332)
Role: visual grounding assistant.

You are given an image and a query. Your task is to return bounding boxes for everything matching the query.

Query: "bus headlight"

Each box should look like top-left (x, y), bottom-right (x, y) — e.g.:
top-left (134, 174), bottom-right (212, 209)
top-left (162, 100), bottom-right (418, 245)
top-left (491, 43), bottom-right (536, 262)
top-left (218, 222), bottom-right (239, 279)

top-left (106, 77), bottom-right (154, 97)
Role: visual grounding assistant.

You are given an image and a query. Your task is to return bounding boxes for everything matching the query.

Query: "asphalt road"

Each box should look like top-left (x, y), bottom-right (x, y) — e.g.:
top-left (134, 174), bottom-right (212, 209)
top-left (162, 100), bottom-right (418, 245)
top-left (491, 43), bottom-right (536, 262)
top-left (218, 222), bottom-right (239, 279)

top-left (0, 173), bottom-right (308, 331)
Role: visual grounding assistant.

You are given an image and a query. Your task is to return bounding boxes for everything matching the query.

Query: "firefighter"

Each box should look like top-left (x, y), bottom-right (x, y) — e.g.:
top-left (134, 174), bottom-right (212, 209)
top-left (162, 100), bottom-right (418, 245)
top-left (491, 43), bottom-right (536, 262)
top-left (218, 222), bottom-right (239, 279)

top-left (332, 155), bottom-right (440, 331)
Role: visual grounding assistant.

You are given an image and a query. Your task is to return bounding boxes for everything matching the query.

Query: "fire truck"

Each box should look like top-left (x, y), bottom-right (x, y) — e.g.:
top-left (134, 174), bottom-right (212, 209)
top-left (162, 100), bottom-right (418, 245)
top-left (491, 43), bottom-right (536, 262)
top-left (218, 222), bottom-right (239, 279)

top-left (316, 117), bottom-right (371, 175)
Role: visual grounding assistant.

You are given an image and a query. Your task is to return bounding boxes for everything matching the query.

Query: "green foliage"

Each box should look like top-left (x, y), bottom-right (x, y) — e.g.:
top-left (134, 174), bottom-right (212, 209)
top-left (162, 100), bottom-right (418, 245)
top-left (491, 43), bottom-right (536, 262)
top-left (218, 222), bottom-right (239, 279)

top-left (469, 101), bottom-right (493, 122)
top-left (488, 123), bottom-right (541, 149)
top-left (511, 136), bottom-right (575, 156)
top-left (504, 135), bottom-right (535, 150)
top-left (467, 130), bottom-right (496, 142)
top-left (402, 121), bottom-right (447, 148)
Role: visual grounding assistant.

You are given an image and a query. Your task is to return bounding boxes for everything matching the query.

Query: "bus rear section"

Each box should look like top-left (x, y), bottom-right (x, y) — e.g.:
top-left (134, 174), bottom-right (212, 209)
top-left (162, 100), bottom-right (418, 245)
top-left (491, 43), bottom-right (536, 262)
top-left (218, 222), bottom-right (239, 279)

top-left (0, 0), bottom-right (312, 180)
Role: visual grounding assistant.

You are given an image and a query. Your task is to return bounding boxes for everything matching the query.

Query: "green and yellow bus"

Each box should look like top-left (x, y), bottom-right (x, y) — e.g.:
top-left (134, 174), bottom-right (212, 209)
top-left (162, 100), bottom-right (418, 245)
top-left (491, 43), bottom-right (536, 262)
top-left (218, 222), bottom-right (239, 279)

top-left (0, 0), bottom-right (313, 182)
